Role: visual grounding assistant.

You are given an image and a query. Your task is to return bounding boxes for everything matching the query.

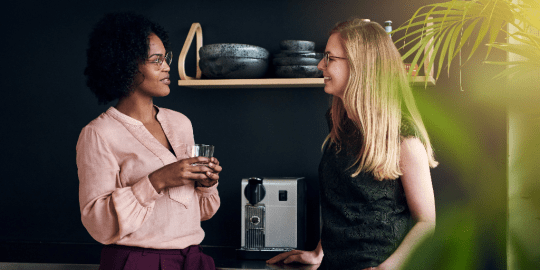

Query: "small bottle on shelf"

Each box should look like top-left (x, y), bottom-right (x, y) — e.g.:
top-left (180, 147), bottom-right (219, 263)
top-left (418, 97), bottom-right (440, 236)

top-left (385, 20), bottom-right (392, 37)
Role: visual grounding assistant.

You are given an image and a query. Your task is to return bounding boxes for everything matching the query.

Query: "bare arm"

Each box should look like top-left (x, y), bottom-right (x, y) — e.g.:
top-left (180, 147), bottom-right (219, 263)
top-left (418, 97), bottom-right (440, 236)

top-left (378, 138), bottom-right (436, 270)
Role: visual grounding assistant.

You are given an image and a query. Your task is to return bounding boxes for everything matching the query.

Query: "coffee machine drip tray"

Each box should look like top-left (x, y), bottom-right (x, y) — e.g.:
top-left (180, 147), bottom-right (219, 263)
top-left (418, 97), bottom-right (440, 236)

top-left (244, 205), bottom-right (265, 249)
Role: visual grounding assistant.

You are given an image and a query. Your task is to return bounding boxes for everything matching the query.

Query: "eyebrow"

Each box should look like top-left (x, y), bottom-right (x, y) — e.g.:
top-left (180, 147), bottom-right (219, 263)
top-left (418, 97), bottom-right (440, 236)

top-left (325, 51), bottom-right (340, 56)
top-left (148, 53), bottom-right (164, 58)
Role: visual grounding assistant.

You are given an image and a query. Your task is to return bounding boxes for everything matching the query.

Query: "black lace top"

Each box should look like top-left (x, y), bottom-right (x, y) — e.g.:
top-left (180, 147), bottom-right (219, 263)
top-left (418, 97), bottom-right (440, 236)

top-left (318, 113), bottom-right (411, 269)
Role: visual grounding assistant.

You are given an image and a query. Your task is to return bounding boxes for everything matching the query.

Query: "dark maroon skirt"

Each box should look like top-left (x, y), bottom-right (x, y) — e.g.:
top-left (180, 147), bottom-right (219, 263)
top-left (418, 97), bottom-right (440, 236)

top-left (99, 244), bottom-right (216, 270)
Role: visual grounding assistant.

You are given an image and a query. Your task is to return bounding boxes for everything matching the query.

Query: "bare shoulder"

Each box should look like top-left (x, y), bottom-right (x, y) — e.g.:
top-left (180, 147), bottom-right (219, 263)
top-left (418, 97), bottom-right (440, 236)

top-left (400, 137), bottom-right (429, 169)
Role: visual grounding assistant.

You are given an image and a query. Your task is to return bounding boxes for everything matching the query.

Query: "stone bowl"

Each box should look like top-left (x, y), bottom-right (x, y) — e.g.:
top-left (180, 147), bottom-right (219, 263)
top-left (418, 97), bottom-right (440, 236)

top-left (199, 43), bottom-right (270, 59)
top-left (199, 57), bottom-right (269, 79)
top-left (273, 57), bottom-right (322, 66)
top-left (275, 65), bottom-right (323, 78)
top-left (280, 40), bottom-right (315, 51)
top-left (274, 51), bottom-right (323, 59)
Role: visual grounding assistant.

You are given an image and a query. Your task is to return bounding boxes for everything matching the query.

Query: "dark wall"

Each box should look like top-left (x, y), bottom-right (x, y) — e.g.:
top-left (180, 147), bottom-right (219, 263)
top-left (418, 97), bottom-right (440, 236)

top-left (1, 0), bottom-right (507, 268)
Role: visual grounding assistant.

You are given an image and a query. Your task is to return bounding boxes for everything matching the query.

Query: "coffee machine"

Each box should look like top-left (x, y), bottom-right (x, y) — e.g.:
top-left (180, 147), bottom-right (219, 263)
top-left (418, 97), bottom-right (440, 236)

top-left (237, 177), bottom-right (306, 260)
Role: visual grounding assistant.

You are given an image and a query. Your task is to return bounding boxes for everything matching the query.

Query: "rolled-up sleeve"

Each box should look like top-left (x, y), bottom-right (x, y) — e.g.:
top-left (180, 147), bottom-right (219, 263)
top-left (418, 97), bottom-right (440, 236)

top-left (76, 126), bottom-right (162, 244)
top-left (196, 183), bottom-right (220, 221)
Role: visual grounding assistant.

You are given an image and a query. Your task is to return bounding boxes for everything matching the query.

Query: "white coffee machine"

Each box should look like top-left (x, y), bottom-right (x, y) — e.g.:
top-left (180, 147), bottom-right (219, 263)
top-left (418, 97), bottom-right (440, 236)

top-left (237, 177), bottom-right (306, 260)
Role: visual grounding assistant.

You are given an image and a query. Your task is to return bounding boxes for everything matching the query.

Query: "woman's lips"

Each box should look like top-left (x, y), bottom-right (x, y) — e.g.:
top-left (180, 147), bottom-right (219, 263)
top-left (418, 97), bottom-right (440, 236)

top-left (161, 78), bottom-right (170, 85)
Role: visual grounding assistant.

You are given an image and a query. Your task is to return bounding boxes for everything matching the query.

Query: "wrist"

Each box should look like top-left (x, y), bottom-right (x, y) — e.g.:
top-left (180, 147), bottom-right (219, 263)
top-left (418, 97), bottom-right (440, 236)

top-left (149, 171), bottom-right (165, 193)
top-left (312, 249), bottom-right (323, 262)
top-left (314, 241), bottom-right (324, 260)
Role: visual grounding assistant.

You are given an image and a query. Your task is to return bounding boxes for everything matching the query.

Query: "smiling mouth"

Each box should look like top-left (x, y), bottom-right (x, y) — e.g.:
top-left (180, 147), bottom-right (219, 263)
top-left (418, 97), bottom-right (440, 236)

top-left (324, 76), bottom-right (331, 80)
top-left (160, 78), bottom-right (170, 85)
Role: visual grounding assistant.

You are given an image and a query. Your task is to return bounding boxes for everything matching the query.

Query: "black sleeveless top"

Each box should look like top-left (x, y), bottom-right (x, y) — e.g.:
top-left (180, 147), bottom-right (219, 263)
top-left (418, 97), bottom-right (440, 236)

top-left (318, 112), bottom-right (411, 269)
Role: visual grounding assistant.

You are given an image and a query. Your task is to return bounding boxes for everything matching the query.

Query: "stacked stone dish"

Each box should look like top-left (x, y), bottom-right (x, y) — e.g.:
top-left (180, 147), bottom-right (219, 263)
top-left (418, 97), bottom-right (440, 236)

top-left (199, 43), bottom-right (270, 79)
top-left (273, 40), bottom-right (323, 78)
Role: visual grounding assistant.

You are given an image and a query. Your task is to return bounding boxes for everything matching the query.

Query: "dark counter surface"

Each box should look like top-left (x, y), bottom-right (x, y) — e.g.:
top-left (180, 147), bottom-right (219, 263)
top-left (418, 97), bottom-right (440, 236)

top-left (0, 262), bottom-right (319, 270)
top-left (0, 242), bottom-right (320, 270)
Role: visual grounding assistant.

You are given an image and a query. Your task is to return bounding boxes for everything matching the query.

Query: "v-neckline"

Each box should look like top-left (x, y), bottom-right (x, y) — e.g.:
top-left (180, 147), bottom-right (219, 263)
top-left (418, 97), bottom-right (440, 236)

top-left (153, 108), bottom-right (177, 158)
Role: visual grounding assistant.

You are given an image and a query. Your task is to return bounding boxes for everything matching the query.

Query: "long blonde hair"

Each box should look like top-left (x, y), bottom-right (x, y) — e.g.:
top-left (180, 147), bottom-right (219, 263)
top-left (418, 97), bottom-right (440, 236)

top-left (323, 18), bottom-right (438, 180)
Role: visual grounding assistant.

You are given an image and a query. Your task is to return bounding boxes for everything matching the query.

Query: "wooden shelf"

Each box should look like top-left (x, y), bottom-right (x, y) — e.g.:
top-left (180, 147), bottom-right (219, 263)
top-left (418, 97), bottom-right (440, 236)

top-left (411, 76), bottom-right (436, 87)
top-left (178, 78), bottom-right (324, 88)
top-left (178, 22), bottom-right (436, 89)
top-left (178, 76), bottom-right (434, 89)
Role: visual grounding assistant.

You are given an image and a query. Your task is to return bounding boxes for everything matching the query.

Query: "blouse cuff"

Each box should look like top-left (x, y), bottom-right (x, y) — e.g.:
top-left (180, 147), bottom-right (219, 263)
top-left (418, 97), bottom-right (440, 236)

top-left (131, 175), bottom-right (163, 207)
top-left (196, 182), bottom-right (219, 198)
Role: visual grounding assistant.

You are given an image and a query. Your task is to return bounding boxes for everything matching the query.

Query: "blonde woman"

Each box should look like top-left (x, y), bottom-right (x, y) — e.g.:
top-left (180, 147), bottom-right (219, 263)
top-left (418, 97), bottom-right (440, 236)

top-left (267, 19), bottom-right (437, 270)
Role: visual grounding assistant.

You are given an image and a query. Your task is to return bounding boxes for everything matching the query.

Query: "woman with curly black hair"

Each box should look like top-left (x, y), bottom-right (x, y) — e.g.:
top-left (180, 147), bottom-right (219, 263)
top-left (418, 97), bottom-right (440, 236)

top-left (77, 12), bottom-right (222, 270)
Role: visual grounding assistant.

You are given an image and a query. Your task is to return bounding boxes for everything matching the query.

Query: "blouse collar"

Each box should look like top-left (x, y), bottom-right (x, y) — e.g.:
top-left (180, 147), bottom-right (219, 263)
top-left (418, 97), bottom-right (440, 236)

top-left (106, 105), bottom-right (161, 126)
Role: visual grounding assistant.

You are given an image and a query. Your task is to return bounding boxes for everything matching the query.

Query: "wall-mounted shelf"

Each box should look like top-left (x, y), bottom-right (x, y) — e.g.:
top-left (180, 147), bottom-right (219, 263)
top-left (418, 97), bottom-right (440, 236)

top-left (411, 76), bottom-right (436, 87)
top-left (177, 76), bottom-right (435, 89)
top-left (178, 78), bottom-right (324, 89)
top-left (178, 22), bottom-right (436, 89)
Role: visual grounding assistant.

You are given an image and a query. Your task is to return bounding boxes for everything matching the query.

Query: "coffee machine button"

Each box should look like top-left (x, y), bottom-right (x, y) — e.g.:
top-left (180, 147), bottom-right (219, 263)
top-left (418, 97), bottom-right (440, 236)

top-left (250, 216), bottom-right (260, 225)
top-left (279, 190), bottom-right (288, 201)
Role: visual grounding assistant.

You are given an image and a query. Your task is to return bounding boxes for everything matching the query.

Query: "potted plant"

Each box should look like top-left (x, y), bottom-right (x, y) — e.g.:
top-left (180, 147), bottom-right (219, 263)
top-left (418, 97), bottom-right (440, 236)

top-left (393, 1), bottom-right (540, 269)
top-left (393, 0), bottom-right (540, 82)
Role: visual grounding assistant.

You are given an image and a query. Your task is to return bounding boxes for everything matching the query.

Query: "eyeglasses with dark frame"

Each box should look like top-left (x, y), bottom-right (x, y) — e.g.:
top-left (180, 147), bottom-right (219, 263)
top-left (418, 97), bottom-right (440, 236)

top-left (323, 52), bottom-right (347, 67)
top-left (146, 51), bottom-right (173, 69)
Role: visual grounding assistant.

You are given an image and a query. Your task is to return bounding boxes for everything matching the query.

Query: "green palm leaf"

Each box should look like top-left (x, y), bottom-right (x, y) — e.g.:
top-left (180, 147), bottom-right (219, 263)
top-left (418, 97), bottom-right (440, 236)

top-left (487, 43), bottom-right (540, 61)
top-left (487, 60), bottom-right (540, 79)
top-left (393, 0), bottom-right (531, 83)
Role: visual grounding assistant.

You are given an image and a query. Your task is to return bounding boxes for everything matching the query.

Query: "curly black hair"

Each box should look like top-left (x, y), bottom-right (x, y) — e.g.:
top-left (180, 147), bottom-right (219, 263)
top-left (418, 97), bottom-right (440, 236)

top-left (84, 12), bottom-right (170, 104)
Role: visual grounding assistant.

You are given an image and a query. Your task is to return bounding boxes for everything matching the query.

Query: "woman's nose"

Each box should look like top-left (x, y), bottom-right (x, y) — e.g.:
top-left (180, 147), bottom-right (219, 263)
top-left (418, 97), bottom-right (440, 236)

top-left (162, 61), bottom-right (171, 71)
top-left (317, 58), bottom-right (325, 71)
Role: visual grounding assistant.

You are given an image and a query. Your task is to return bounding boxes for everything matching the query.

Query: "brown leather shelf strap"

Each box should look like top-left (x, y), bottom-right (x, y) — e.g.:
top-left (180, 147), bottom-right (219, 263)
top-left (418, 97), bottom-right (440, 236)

top-left (179, 22), bottom-right (203, 80)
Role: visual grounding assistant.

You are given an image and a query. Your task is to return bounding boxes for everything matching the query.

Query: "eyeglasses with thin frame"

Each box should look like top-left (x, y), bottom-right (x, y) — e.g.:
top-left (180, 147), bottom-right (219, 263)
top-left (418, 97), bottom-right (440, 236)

top-left (146, 51), bottom-right (173, 69)
top-left (324, 52), bottom-right (347, 67)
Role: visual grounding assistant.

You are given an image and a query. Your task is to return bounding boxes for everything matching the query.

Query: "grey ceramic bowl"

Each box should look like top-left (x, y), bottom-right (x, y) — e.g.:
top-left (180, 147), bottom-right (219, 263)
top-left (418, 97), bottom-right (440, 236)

top-left (275, 65), bottom-right (323, 78)
top-left (199, 43), bottom-right (270, 59)
top-left (199, 57), bottom-right (269, 79)
top-left (274, 51), bottom-right (323, 59)
top-left (273, 57), bottom-right (322, 66)
top-left (280, 40), bottom-right (315, 51)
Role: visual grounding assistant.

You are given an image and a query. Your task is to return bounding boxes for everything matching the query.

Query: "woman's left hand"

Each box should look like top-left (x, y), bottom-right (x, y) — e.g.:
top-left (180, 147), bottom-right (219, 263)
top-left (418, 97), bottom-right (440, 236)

top-left (196, 157), bottom-right (222, 187)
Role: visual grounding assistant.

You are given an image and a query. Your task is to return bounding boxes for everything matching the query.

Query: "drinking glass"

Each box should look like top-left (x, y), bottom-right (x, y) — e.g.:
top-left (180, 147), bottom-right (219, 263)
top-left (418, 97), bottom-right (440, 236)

top-left (187, 144), bottom-right (214, 166)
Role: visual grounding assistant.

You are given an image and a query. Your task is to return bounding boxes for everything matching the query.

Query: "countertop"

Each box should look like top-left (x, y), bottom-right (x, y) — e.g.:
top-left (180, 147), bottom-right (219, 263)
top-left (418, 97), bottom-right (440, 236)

top-left (0, 262), bottom-right (320, 270)
top-left (0, 261), bottom-right (320, 270)
top-left (0, 243), bottom-right (320, 270)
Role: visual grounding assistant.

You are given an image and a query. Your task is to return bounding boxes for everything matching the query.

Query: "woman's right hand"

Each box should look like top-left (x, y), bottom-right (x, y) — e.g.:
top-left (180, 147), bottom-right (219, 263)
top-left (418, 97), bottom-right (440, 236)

top-left (266, 249), bottom-right (322, 265)
top-left (148, 156), bottom-right (218, 193)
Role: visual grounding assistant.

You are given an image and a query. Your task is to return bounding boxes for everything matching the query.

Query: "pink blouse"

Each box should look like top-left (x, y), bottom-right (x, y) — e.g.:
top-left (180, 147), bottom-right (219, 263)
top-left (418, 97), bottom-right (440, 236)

top-left (76, 106), bottom-right (220, 249)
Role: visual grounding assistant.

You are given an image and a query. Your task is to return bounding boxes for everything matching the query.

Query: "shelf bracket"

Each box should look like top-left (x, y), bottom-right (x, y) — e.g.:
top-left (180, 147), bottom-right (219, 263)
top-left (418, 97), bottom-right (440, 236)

top-left (179, 22), bottom-right (203, 80)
